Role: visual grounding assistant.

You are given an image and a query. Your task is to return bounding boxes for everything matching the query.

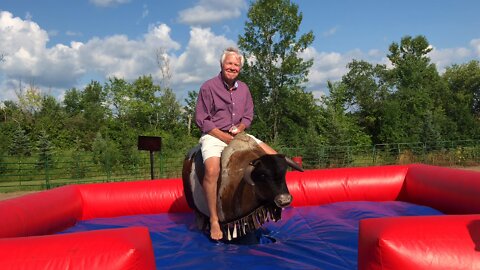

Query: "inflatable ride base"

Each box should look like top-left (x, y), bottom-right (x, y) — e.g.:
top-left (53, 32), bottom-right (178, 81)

top-left (60, 201), bottom-right (442, 270)
top-left (2, 164), bottom-right (479, 269)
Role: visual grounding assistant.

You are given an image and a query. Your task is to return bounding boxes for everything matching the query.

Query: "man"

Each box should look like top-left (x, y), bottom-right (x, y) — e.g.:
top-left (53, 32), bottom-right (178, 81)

top-left (195, 47), bottom-right (276, 240)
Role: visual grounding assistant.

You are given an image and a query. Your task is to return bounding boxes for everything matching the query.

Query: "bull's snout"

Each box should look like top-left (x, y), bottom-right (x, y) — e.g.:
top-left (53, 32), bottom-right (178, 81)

top-left (274, 193), bottom-right (292, 208)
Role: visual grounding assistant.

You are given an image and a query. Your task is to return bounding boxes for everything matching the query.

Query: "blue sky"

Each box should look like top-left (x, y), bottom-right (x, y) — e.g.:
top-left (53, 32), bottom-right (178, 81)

top-left (1, 0), bottom-right (479, 104)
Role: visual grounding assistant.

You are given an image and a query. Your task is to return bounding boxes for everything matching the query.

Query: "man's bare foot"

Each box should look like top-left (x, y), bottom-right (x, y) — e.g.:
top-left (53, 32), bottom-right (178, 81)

top-left (210, 220), bottom-right (223, 240)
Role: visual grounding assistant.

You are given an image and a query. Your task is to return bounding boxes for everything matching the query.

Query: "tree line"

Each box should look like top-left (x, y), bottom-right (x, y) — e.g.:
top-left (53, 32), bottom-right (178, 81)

top-left (1, 0), bottom-right (479, 163)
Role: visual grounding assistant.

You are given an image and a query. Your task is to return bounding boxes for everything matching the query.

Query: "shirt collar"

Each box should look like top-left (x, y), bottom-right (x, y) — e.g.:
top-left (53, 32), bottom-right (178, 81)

top-left (219, 72), bottom-right (238, 91)
top-left (224, 80), bottom-right (238, 91)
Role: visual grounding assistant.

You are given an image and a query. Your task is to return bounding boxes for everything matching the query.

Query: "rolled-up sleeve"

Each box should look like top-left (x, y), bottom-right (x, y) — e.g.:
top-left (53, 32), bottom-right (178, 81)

top-left (195, 87), bottom-right (216, 133)
top-left (240, 87), bottom-right (254, 129)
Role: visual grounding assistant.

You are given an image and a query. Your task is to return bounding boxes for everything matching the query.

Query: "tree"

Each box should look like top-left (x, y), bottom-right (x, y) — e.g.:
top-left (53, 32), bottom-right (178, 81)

top-left (9, 126), bottom-right (31, 156)
top-left (92, 132), bottom-right (120, 176)
top-left (238, 0), bottom-right (315, 144)
top-left (103, 77), bottom-right (132, 120)
top-left (82, 81), bottom-right (108, 127)
top-left (103, 77), bottom-right (156, 165)
top-left (102, 76), bottom-right (186, 160)
top-left (1, 102), bottom-right (24, 155)
top-left (155, 47), bottom-right (173, 89)
top-left (61, 81), bottom-right (109, 150)
top-left (278, 86), bottom-right (324, 147)
top-left (128, 76), bottom-right (161, 130)
top-left (0, 100), bottom-right (20, 123)
top-left (442, 60), bottom-right (480, 138)
top-left (13, 82), bottom-right (42, 131)
top-left (341, 60), bottom-right (389, 144)
top-left (319, 81), bottom-right (371, 146)
top-left (63, 88), bottom-right (90, 150)
top-left (35, 96), bottom-right (67, 148)
top-left (68, 137), bottom-right (88, 179)
top-left (16, 82), bottom-right (43, 116)
top-left (157, 87), bottom-right (183, 132)
top-left (380, 35), bottom-right (446, 143)
top-left (63, 88), bottom-right (83, 116)
top-left (81, 81), bottom-right (109, 146)
top-left (183, 90), bottom-right (200, 137)
top-left (36, 130), bottom-right (55, 170)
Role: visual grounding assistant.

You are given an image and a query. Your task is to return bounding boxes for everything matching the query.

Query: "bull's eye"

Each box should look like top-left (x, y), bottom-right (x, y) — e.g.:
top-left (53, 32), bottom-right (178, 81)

top-left (258, 173), bottom-right (269, 181)
top-left (253, 169), bottom-right (272, 183)
top-left (253, 172), bottom-right (267, 182)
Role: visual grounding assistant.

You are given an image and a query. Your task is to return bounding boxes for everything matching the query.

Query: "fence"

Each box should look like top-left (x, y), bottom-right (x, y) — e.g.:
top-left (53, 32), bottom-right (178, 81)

top-left (279, 140), bottom-right (480, 169)
top-left (0, 151), bottom-right (185, 192)
top-left (1, 140), bottom-right (480, 192)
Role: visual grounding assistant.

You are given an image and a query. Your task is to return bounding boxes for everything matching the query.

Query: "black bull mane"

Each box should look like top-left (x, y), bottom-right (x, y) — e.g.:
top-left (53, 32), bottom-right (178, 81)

top-left (182, 133), bottom-right (298, 241)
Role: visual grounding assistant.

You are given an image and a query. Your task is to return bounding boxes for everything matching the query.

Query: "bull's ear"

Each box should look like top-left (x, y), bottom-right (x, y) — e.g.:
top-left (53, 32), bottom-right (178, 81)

top-left (250, 158), bottom-right (261, 166)
top-left (244, 164), bottom-right (256, 186)
top-left (285, 156), bottom-right (304, 172)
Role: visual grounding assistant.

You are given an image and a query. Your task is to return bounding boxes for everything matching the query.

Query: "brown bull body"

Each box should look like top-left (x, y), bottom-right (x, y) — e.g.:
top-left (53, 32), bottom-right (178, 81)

top-left (182, 133), bottom-right (302, 241)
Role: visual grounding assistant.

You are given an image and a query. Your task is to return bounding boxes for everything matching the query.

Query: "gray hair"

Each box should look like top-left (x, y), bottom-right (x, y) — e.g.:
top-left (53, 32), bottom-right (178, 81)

top-left (220, 47), bottom-right (244, 67)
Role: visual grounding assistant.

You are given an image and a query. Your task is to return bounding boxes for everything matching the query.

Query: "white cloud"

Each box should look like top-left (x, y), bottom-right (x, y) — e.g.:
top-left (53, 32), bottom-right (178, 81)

top-left (66, 30), bottom-right (82, 37)
top-left (301, 48), bottom-right (348, 84)
top-left (428, 45), bottom-right (472, 73)
top-left (89, 0), bottom-right (130, 7)
top-left (0, 12), bottom-right (78, 84)
top-left (300, 47), bottom-right (388, 96)
top-left (24, 12), bottom-right (33, 21)
top-left (48, 29), bottom-right (59, 37)
top-left (173, 27), bottom-right (235, 88)
top-left (1, 9), bottom-right (479, 105)
top-left (141, 4), bottom-right (149, 19)
top-left (322, 26), bottom-right (339, 37)
top-left (0, 11), bottom-right (49, 57)
top-left (303, 40), bottom-right (480, 96)
top-left (0, 11), bottom-right (183, 101)
top-left (0, 11), bottom-right (51, 99)
top-left (145, 23), bottom-right (181, 50)
top-left (470, 39), bottom-right (480, 57)
top-left (77, 23), bottom-right (181, 81)
top-left (0, 10), bottom-right (232, 102)
top-left (178, 0), bottom-right (247, 25)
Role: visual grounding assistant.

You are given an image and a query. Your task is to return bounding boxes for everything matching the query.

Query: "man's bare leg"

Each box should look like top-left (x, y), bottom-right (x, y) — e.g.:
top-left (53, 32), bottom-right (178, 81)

top-left (203, 157), bottom-right (223, 240)
top-left (259, 142), bottom-right (277, 155)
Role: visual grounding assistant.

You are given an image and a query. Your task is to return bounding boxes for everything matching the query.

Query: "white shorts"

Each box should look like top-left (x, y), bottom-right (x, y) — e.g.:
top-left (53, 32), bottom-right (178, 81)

top-left (199, 134), bottom-right (263, 162)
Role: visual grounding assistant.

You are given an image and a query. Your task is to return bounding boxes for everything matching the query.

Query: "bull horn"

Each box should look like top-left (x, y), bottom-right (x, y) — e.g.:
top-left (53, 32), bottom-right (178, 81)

top-left (285, 156), bottom-right (304, 172)
top-left (243, 163), bottom-right (255, 186)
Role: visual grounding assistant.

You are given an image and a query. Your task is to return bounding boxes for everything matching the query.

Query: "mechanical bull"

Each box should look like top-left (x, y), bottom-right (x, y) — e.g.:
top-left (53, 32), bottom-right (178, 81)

top-left (182, 133), bottom-right (303, 241)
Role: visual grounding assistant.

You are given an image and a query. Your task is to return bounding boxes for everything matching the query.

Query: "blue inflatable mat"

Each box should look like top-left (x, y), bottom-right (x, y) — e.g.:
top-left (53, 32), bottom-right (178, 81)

top-left (60, 201), bottom-right (443, 269)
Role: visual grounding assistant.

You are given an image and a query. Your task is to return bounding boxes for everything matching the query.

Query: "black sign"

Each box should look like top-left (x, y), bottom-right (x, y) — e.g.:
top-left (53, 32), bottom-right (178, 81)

top-left (137, 136), bottom-right (162, 152)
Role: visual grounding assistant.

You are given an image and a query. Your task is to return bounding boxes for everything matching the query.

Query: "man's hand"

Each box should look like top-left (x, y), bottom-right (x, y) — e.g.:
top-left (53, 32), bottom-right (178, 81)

top-left (209, 128), bottom-right (234, 144)
top-left (223, 132), bottom-right (234, 144)
top-left (229, 123), bottom-right (245, 135)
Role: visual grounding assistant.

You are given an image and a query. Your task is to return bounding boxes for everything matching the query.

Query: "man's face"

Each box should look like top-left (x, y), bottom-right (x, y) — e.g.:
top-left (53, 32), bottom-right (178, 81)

top-left (221, 54), bottom-right (241, 83)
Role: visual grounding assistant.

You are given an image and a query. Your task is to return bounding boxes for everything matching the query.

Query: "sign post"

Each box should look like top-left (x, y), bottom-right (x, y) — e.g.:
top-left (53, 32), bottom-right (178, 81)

top-left (137, 136), bottom-right (162, 180)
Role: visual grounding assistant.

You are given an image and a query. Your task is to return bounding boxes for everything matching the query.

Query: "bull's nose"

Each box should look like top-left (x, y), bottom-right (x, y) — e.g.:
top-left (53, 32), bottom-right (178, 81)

top-left (274, 194), bottom-right (292, 208)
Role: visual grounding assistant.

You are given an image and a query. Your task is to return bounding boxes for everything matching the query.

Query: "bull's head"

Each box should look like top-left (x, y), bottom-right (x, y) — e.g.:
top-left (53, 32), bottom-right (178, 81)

top-left (244, 154), bottom-right (303, 208)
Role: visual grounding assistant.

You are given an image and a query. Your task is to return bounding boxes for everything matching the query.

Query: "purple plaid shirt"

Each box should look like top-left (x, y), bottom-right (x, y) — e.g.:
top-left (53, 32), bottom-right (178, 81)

top-left (195, 73), bottom-right (254, 134)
